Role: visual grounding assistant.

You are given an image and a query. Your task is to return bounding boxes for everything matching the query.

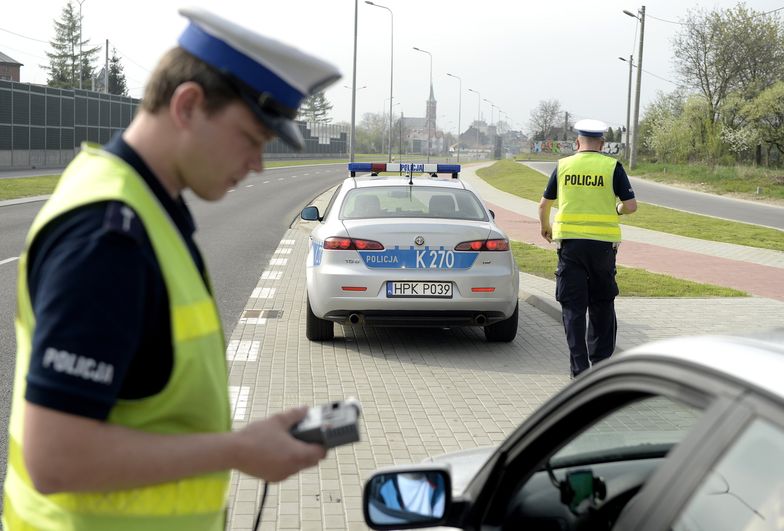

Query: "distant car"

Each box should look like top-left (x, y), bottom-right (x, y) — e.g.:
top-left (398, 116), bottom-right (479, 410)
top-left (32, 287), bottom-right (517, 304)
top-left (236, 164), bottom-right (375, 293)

top-left (300, 163), bottom-right (520, 342)
top-left (361, 331), bottom-right (784, 530)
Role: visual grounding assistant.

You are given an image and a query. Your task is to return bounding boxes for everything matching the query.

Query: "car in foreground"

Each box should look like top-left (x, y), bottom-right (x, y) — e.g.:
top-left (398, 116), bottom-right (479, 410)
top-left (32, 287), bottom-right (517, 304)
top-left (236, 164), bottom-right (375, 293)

top-left (361, 330), bottom-right (784, 530)
top-left (300, 163), bottom-right (520, 342)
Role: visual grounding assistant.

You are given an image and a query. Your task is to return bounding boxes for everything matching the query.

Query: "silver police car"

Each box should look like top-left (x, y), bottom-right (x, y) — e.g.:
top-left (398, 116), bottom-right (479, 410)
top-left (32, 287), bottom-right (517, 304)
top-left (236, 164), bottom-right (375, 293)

top-left (300, 163), bottom-right (520, 342)
top-left (361, 330), bottom-right (784, 530)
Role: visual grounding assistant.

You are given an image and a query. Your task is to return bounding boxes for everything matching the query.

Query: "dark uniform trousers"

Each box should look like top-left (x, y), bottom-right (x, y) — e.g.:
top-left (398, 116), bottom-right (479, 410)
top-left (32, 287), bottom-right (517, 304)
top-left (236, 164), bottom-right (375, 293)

top-left (555, 239), bottom-right (619, 377)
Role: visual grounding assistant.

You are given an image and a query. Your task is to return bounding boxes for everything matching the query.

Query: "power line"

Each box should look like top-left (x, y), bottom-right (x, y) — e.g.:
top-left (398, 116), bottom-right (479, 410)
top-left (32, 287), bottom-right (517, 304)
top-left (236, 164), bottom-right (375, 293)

top-left (0, 25), bottom-right (49, 43)
top-left (110, 45), bottom-right (151, 73)
top-left (647, 14), bottom-right (684, 25)
top-left (0, 42), bottom-right (48, 62)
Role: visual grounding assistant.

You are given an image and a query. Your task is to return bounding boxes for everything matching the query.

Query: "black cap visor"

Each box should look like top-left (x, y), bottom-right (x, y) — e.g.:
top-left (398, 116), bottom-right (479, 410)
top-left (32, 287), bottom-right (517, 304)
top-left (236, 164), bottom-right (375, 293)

top-left (219, 71), bottom-right (305, 151)
top-left (239, 92), bottom-right (304, 151)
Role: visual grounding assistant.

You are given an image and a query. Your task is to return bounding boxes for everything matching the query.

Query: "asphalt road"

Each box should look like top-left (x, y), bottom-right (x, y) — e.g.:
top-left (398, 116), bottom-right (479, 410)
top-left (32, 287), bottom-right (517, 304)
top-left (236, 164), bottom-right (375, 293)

top-left (523, 161), bottom-right (784, 230)
top-left (0, 162), bottom-right (347, 498)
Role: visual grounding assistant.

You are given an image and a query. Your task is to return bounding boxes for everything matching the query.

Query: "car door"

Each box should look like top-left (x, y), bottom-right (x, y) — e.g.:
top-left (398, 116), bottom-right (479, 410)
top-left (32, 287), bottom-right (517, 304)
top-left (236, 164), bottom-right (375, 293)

top-left (455, 356), bottom-right (748, 531)
top-left (620, 389), bottom-right (784, 531)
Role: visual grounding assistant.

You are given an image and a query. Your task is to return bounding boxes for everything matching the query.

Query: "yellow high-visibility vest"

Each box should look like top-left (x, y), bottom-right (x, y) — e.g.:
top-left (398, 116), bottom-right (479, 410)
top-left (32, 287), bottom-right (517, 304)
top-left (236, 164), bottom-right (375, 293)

top-left (3, 144), bottom-right (230, 531)
top-left (553, 151), bottom-right (622, 242)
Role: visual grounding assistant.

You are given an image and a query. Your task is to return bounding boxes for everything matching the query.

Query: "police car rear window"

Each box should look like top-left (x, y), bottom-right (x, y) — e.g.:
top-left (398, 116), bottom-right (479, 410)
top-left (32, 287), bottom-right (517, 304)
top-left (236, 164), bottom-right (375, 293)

top-left (340, 187), bottom-right (487, 221)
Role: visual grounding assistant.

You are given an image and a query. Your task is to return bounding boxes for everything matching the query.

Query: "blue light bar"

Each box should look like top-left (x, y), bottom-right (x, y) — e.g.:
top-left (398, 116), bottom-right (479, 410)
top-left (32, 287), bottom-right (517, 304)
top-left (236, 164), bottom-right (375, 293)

top-left (347, 163), bottom-right (461, 174)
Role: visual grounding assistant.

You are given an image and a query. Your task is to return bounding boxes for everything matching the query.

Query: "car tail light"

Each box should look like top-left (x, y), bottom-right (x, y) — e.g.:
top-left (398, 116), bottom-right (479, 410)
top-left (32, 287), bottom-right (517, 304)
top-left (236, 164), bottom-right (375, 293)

top-left (324, 237), bottom-right (384, 250)
top-left (455, 239), bottom-right (510, 251)
top-left (471, 287), bottom-right (496, 293)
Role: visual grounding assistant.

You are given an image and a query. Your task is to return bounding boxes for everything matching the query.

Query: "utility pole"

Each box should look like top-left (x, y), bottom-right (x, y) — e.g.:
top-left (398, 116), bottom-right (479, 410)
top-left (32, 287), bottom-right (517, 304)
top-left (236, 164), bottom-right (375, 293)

top-left (350, 0), bottom-right (358, 162)
top-left (78, 0), bottom-right (86, 89)
top-left (104, 39), bottom-right (109, 93)
top-left (620, 55), bottom-right (633, 162)
top-left (563, 111), bottom-right (569, 141)
top-left (626, 5), bottom-right (645, 169)
top-left (399, 111), bottom-right (404, 160)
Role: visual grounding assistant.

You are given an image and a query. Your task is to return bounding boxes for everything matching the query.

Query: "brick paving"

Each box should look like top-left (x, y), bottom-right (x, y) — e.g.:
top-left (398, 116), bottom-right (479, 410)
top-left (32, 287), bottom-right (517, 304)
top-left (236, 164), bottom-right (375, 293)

top-left (223, 164), bottom-right (783, 529)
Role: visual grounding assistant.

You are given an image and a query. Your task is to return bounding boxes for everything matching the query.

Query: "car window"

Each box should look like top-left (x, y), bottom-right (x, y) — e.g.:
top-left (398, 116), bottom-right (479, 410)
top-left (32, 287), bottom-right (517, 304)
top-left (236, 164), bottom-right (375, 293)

top-left (671, 419), bottom-right (784, 531)
top-left (552, 396), bottom-right (702, 465)
top-left (500, 395), bottom-right (705, 530)
top-left (340, 186), bottom-right (487, 221)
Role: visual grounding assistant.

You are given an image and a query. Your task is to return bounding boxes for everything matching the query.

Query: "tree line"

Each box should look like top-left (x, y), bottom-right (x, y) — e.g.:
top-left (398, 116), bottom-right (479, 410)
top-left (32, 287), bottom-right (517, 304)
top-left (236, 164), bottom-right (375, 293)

top-left (527, 3), bottom-right (784, 167)
top-left (44, 1), bottom-right (128, 96)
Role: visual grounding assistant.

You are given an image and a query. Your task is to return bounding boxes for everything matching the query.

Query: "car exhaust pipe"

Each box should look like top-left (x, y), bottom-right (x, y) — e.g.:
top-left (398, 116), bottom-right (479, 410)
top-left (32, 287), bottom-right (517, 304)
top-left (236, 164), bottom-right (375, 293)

top-left (348, 313), bottom-right (361, 324)
top-left (475, 314), bottom-right (487, 325)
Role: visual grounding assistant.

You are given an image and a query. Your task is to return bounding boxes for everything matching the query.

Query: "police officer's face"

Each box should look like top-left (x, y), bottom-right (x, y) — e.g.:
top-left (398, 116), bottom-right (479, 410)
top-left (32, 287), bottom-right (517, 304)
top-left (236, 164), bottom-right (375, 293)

top-left (184, 100), bottom-right (273, 201)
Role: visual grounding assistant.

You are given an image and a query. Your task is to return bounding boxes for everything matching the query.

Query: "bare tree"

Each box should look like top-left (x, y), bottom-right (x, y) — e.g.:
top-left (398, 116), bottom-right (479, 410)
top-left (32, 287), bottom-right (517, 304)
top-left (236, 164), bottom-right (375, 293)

top-left (528, 99), bottom-right (561, 140)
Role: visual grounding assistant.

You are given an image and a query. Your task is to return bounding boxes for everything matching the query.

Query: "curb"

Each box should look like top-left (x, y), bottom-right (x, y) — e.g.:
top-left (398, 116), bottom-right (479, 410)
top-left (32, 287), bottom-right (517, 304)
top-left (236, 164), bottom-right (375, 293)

top-left (0, 195), bottom-right (50, 207)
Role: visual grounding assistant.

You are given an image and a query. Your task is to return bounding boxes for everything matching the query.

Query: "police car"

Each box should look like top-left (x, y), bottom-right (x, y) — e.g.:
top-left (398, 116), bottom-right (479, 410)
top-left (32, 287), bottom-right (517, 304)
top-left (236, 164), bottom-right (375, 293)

top-left (300, 163), bottom-right (520, 342)
top-left (361, 330), bottom-right (784, 530)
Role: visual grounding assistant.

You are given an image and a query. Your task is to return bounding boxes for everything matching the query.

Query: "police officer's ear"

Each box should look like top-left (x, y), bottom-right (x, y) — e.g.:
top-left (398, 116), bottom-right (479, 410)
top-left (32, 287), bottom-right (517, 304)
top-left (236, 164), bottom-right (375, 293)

top-left (169, 81), bottom-right (206, 130)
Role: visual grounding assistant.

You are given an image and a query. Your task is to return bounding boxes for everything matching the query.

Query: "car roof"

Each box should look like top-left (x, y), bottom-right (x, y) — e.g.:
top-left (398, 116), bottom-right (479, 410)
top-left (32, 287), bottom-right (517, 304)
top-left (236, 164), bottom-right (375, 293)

top-left (620, 330), bottom-right (784, 399)
top-left (341, 174), bottom-right (472, 191)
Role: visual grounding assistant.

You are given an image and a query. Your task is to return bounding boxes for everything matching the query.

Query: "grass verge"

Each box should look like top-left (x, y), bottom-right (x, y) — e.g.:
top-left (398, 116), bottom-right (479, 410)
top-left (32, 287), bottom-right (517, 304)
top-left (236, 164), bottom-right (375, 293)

top-left (0, 175), bottom-right (61, 200)
top-left (511, 241), bottom-right (747, 298)
top-left (478, 160), bottom-right (784, 252)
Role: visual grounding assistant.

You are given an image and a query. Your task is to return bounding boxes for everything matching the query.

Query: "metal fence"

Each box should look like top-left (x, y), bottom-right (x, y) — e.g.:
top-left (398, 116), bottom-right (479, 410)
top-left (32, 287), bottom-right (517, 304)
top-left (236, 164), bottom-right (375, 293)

top-left (0, 79), bottom-right (349, 169)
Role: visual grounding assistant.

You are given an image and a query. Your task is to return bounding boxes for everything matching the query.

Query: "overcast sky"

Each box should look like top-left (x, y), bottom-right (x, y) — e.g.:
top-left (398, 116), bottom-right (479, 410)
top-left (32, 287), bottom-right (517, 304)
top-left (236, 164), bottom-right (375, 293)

top-left (3, 0), bottom-right (782, 135)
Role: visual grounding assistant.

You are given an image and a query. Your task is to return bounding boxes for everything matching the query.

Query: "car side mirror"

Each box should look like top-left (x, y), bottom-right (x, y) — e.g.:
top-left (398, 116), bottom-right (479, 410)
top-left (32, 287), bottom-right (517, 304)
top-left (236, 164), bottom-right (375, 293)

top-left (363, 467), bottom-right (451, 529)
top-left (488, 209), bottom-right (495, 219)
top-left (301, 205), bottom-right (321, 221)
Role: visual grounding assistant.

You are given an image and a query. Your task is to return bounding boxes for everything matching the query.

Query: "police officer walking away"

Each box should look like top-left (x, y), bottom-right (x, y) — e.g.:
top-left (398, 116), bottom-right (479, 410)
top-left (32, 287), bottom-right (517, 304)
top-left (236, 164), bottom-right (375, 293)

top-left (538, 119), bottom-right (637, 378)
top-left (3, 8), bottom-right (340, 530)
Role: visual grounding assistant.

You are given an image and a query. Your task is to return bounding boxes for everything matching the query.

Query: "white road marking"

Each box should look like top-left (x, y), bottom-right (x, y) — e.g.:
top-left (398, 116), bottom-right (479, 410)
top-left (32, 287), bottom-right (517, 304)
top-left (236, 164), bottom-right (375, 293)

top-left (277, 177), bottom-right (285, 181)
top-left (229, 386), bottom-right (251, 421)
top-left (273, 248), bottom-right (292, 255)
top-left (292, 175), bottom-right (298, 179)
top-left (239, 317), bottom-right (267, 325)
top-left (269, 258), bottom-right (288, 266)
top-left (303, 173), bottom-right (310, 176)
top-left (251, 287), bottom-right (276, 298)
top-left (228, 189), bottom-right (235, 193)
top-left (263, 180), bottom-right (270, 184)
top-left (260, 270), bottom-right (282, 280)
top-left (226, 340), bottom-right (260, 362)
top-left (280, 240), bottom-right (295, 246)
top-left (1, 257), bottom-right (19, 266)
top-left (245, 184), bottom-right (254, 188)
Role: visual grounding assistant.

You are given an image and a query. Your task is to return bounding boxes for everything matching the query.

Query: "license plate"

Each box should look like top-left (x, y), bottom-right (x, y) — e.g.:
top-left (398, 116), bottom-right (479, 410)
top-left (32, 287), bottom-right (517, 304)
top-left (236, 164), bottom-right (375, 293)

top-left (386, 281), bottom-right (452, 298)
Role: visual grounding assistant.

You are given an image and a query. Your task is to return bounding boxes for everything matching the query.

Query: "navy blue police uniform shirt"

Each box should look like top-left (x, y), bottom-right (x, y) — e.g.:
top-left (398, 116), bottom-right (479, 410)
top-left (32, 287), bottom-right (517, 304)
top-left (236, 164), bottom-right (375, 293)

top-left (25, 133), bottom-right (208, 420)
top-left (543, 153), bottom-right (635, 202)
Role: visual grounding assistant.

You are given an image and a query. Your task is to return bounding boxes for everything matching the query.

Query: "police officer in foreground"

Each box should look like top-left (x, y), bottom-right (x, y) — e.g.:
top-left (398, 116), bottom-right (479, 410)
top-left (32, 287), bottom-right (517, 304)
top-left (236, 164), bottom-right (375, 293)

top-left (3, 8), bottom-right (340, 530)
top-left (538, 119), bottom-right (637, 378)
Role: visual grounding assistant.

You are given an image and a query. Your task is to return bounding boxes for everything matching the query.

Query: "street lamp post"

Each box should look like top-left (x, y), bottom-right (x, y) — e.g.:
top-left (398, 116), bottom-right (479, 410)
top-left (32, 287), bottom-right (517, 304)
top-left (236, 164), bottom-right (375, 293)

top-left (446, 72), bottom-right (462, 162)
top-left (483, 99), bottom-right (496, 126)
top-left (78, 0), bottom-right (86, 89)
top-left (350, 0), bottom-right (359, 162)
top-left (365, 1), bottom-right (394, 162)
top-left (618, 56), bottom-right (634, 163)
top-left (468, 88), bottom-right (480, 150)
top-left (412, 46), bottom-right (432, 162)
top-left (623, 6), bottom-right (645, 169)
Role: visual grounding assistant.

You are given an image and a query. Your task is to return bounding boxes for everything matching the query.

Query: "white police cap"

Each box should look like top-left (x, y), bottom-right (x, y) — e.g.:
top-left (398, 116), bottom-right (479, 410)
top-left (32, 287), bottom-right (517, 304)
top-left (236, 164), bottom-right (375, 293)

top-left (178, 7), bottom-right (341, 150)
top-left (574, 119), bottom-right (608, 138)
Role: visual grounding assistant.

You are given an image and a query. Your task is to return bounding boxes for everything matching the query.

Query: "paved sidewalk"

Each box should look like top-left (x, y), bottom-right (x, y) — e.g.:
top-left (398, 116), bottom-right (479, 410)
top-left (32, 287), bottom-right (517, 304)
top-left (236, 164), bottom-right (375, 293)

top-left (461, 162), bottom-right (784, 301)
top-left (222, 171), bottom-right (782, 530)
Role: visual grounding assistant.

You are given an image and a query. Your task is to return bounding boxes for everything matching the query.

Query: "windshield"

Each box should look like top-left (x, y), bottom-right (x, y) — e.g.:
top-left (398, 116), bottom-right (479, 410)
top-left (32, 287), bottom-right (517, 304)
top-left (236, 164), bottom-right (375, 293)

top-left (340, 186), bottom-right (488, 221)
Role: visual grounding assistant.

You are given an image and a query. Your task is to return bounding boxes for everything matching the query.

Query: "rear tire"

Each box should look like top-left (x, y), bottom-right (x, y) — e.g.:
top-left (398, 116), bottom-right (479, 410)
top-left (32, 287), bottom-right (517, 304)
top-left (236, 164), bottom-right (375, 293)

top-left (306, 295), bottom-right (334, 341)
top-left (484, 302), bottom-right (518, 342)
